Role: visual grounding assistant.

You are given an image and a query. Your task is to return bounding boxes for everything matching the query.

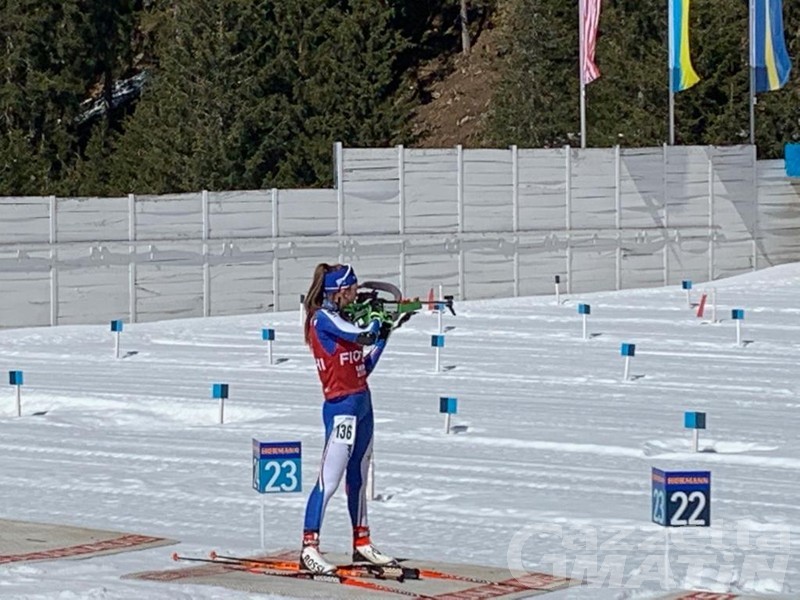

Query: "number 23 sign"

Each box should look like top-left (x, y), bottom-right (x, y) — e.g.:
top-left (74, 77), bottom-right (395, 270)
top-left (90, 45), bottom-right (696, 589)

top-left (652, 468), bottom-right (710, 527)
top-left (253, 440), bottom-right (302, 494)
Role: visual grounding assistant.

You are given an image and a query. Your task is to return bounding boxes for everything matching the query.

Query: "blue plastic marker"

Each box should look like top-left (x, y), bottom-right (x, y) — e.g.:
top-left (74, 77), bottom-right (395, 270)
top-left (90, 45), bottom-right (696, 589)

top-left (9, 370), bottom-right (23, 417)
top-left (682, 280), bottom-right (693, 308)
top-left (620, 343), bottom-right (636, 381)
top-left (262, 328), bottom-right (275, 365)
top-left (439, 397), bottom-right (458, 434)
top-left (684, 411), bottom-right (707, 452)
top-left (731, 309), bottom-right (745, 346)
top-left (110, 320), bottom-right (123, 358)
top-left (212, 383), bottom-right (229, 424)
top-left (578, 303), bottom-right (591, 340)
top-left (431, 334), bottom-right (445, 373)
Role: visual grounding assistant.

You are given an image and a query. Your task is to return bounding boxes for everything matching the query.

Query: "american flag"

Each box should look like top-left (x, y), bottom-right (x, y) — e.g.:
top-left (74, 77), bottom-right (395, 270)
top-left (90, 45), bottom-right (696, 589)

top-left (580, 0), bottom-right (602, 85)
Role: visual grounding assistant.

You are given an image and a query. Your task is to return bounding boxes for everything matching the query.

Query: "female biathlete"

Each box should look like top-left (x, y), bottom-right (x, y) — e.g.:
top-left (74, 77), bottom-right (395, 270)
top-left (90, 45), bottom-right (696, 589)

top-left (299, 263), bottom-right (404, 574)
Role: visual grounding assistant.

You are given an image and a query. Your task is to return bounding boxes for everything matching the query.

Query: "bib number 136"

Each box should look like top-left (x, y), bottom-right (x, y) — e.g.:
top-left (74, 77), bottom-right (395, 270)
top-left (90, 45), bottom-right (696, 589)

top-left (333, 415), bottom-right (357, 445)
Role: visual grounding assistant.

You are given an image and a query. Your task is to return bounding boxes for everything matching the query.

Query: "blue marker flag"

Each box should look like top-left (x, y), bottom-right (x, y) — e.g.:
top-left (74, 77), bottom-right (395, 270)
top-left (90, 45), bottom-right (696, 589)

top-left (752, 0), bottom-right (791, 93)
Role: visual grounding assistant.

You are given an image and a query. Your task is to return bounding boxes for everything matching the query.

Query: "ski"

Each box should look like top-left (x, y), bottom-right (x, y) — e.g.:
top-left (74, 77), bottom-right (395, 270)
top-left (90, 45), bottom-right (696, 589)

top-left (415, 567), bottom-right (495, 585)
top-left (208, 551), bottom-right (416, 582)
top-left (257, 570), bottom-right (434, 598)
top-left (206, 551), bottom-right (497, 586)
top-left (172, 553), bottom-right (430, 597)
top-left (174, 552), bottom-right (500, 595)
top-left (348, 559), bottom-right (494, 585)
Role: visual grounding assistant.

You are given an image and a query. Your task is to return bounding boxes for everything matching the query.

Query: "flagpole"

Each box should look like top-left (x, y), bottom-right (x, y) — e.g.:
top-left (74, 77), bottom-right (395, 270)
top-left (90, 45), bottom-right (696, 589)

top-left (579, 0), bottom-right (587, 148)
top-left (669, 91), bottom-right (675, 145)
top-left (748, 0), bottom-right (756, 145)
top-left (668, 0), bottom-right (675, 145)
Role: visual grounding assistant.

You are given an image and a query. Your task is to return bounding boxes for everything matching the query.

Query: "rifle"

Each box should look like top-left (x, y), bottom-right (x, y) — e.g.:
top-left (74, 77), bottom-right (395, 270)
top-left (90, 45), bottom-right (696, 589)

top-left (342, 281), bottom-right (454, 325)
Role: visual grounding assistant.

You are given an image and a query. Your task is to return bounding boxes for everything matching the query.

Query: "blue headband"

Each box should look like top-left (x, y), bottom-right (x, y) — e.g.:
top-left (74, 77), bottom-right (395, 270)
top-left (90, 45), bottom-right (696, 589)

top-left (324, 265), bottom-right (358, 292)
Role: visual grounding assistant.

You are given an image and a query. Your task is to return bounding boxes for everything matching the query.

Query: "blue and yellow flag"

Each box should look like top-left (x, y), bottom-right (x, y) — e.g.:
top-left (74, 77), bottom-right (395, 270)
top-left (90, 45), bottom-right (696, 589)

top-left (753, 0), bottom-right (792, 93)
top-left (669, 0), bottom-right (701, 92)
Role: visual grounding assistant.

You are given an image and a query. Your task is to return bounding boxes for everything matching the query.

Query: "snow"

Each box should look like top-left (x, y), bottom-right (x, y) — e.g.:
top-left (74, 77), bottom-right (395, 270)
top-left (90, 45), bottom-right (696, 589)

top-left (2, 263), bottom-right (800, 599)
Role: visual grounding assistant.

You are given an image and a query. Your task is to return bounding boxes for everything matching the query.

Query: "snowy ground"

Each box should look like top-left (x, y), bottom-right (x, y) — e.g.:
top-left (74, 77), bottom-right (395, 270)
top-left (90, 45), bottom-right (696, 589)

top-left (1, 264), bottom-right (799, 599)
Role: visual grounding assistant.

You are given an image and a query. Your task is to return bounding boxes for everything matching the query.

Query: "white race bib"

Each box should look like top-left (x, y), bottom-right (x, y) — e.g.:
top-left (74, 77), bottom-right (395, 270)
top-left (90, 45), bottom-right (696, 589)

top-left (332, 415), bottom-right (357, 445)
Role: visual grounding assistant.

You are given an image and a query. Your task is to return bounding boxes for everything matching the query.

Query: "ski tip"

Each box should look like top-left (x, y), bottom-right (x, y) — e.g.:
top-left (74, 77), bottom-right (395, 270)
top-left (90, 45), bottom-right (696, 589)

top-left (209, 550), bottom-right (218, 560)
top-left (170, 552), bottom-right (179, 561)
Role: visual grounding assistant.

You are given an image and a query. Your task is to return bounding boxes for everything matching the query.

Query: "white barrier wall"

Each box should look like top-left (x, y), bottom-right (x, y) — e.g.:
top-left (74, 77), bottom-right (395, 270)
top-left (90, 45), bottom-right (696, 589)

top-left (2, 144), bottom-right (800, 328)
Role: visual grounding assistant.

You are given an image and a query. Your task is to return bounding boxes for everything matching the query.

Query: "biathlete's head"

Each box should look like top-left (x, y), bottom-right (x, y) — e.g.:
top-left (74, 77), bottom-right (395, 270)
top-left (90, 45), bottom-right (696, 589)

top-left (303, 263), bottom-right (359, 344)
top-left (323, 263), bottom-right (359, 307)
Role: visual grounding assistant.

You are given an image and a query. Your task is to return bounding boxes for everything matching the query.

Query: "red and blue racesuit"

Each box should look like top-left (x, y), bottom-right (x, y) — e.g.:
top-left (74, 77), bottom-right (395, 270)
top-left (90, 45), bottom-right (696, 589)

top-left (303, 301), bottom-right (386, 533)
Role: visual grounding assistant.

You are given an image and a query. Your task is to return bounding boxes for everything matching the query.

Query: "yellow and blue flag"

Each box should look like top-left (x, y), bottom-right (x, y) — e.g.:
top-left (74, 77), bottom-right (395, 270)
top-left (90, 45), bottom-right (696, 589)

top-left (753, 0), bottom-right (792, 93)
top-left (668, 0), bottom-right (700, 92)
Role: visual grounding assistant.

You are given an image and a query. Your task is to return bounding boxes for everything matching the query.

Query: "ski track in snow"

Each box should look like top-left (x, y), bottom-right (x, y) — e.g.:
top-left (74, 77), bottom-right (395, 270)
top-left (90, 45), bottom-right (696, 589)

top-left (1, 264), bottom-right (800, 599)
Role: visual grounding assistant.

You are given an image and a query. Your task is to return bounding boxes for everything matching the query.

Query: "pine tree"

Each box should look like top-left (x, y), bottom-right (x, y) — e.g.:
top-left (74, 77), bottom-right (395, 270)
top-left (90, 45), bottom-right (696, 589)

top-left (0, 1), bottom-right (143, 195)
top-left (109, 0), bottom-right (410, 192)
top-left (269, 0), bottom-right (410, 187)
top-left (0, 0), bottom-right (87, 194)
top-left (109, 0), bottom-right (279, 193)
top-left (488, 0), bottom-right (580, 147)
top-left (584, 0), bottom-right (669, 147)
top-left (60, 0), bottom-right (142, 195)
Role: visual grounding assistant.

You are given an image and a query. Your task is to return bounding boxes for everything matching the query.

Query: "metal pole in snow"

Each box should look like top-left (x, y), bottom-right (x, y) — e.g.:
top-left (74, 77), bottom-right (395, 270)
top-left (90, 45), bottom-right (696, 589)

top-left (664, 528), bottom-right (671, 589)
top-left (432, 335), bottom-right (444, 373)
top-left (732, 308), bottom-right (745, 346)
top-left (620, 344), bottom-right (635, 382)
top-left (263, 329), bottom-right (275, 365)
top-left (439, 397), bottom-right (457, 434)
top-left (300, 294), bottom-right (305, 327)
top-left (682, 280), bottom-right (693, 308)
top-left (578, 304), bottom-right (591, 340)
top-left (213, 383), bottom-right (228, 425)
top-left (367, 455), bottom-right (375, 500)
top-left (111, 320), bottom-right (123, 359)
top-left (684, 411), bottom-right (706, 453)
top-left (437, 284), bottom-right (444, 334)
top-left (260, 498), bottom-right (266, 550)
top-left (9, 371), bottom-right (23, 417)
top-left (711, 288), bottom-right (717, 323)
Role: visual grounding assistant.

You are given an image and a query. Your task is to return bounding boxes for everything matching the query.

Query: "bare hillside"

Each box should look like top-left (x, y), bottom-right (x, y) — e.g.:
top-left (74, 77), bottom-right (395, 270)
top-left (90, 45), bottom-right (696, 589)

top-left (409, 25), bottom-right (502, 148)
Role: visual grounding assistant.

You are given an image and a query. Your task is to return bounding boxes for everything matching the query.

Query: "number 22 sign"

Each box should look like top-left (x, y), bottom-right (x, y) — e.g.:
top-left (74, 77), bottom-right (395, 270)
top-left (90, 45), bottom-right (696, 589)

top-left (651, 468), bottom-right (710, 527)
top-left (253, 440), bottom-right (302, 494)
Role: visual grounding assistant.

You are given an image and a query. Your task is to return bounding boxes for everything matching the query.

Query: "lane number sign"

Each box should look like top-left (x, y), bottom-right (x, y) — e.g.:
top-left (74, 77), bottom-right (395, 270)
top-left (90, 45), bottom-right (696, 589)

top-left (253, 440), bottom-right (302, 494)
top-left (652, 468), bottom-right (710, 527)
